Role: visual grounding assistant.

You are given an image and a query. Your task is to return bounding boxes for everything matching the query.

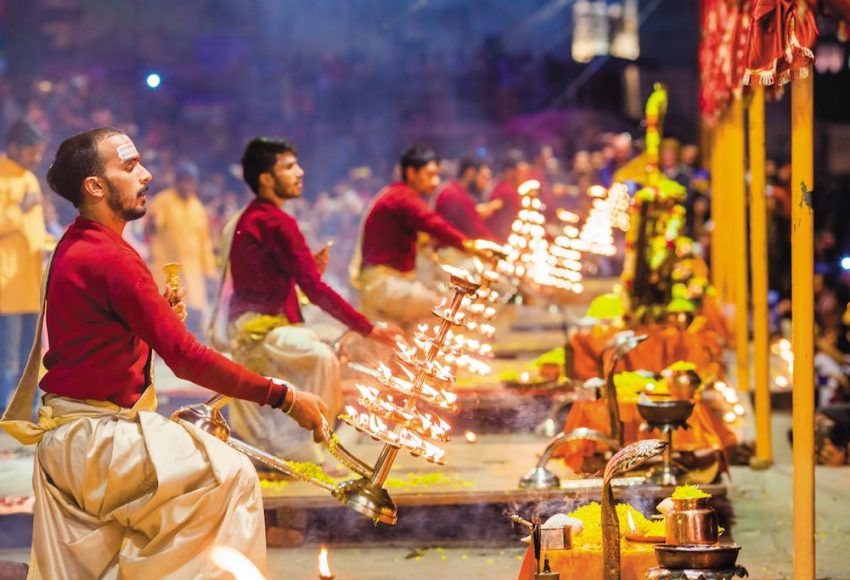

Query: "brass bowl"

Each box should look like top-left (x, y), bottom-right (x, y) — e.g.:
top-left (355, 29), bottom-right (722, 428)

top-left (654, 544), bottom-right (740, 569)
top-left (637, 400), bottom-right (695, 425)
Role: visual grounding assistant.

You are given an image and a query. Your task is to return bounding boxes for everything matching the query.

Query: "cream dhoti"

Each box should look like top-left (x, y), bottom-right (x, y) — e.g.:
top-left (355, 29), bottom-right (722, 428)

top-left (357, 265), bottom-right (441, 327)
top-left (227, 315), bottom-right (341, 464)
top-left (26, 388), bottom-right (266, 579)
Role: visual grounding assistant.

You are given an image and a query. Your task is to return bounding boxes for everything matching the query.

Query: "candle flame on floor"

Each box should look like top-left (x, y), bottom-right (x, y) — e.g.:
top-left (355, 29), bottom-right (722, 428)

top-left (465, 430), bottom-right (477, 443)
top-left (210, 546), bottom-right (266, 580)
top-left (318, 545), bottom-right (333, 578)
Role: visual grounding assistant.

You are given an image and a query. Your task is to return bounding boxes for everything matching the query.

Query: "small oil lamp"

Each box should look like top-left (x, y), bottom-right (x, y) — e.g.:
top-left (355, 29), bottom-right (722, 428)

top-left (464, 430), bottom-right (478, 444)
top-left (318, 546), bottom-right (335, 580)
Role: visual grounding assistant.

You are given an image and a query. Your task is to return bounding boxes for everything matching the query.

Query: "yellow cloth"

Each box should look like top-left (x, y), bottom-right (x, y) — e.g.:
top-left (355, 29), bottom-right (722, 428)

top-left (148, 188), bottom-right (216, 310)
top-left (0, 156), bottom-right (48, 314)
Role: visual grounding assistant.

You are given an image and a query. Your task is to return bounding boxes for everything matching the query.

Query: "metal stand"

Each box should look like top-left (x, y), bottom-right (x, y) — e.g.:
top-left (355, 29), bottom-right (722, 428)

top-left (645, 422), bottom-right (688, 486)
top-left (647, 566), bottom-right (749, 579)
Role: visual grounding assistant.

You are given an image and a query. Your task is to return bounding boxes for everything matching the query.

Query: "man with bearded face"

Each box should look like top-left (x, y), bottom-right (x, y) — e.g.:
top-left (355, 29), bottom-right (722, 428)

top-left (222, 137), bottom-right (400, 472)
top-left (429, 158), bottom-right (498, 272)
top-left (0, 127), bottom-right (327, 578)
top-left (351, 145), bottom-right (477, 326)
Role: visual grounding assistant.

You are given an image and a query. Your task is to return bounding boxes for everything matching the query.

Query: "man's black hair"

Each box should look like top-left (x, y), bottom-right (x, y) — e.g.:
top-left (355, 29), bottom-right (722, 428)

top-left (46, 127), bottom-right (122, 208)
top-left (400, 145), bottom-right (437, 179)
top-left (241, 137), bottom-right (298, 194)
top-left (5, 118), bottom-right (47, 147)
top-left (457, 157), bottom-right (486, 179)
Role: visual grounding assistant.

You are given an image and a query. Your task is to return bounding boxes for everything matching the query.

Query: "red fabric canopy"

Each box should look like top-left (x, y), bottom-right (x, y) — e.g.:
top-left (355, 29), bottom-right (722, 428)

top-left (743, 0), bottom-right (818, 87)
top-left (699, 0), bottom-right (752, 125)
top-left (700, 0), bottom-right (850, 121)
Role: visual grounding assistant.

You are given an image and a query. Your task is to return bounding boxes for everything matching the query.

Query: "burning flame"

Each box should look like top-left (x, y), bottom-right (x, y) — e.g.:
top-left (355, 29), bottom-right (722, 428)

top-left (318, 545), bottom-right (333, 578)
top-left (626, 509), bottom-right (637, 532)
top-left (210, 546), bottom-right (266, 580)
top-left (465, 430), bottom-right (477, 444)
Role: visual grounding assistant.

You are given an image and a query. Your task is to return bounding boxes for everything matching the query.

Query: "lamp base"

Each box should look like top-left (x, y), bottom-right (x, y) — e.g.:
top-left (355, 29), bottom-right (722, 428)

top-left (519, 467), bottom-right (561, 490)
top-left (336, 478), bottom-right (397, 526)
top-left (645, 462), bottom-right (685, 486)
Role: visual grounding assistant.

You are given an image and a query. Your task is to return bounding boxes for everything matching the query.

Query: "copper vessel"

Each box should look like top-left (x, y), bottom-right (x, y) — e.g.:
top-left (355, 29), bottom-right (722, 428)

top-left (664, 497), bottom-right (719, 545)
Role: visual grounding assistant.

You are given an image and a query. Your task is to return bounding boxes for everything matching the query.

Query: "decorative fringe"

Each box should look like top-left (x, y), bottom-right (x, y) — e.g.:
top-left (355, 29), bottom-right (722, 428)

top-left (742, 67), bottom-right (777, 86)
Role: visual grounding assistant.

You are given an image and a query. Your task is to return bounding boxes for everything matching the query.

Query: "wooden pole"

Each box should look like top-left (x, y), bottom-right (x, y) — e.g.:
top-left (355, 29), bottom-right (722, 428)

top-left (730, 97), bottom-right (750, 393)
top-left (791, 70), bottom-right (815, 580)
top-left (748, 85), bottom-right (773, 467)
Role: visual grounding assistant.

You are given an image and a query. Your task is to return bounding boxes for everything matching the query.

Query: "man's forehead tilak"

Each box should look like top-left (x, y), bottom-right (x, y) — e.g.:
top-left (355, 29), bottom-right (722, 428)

top-left (116, 142), bottom-right (139, 162)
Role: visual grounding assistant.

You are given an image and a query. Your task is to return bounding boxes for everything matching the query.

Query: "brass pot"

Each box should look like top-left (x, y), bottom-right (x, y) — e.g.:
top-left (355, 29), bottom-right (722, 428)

top-left (669, 369), bottom-right (701, 400)
top-left (664, 497), bottom-right (719, 545)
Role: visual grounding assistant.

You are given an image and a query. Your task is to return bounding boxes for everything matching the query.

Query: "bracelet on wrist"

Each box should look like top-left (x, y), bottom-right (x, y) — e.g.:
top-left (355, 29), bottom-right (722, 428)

top-left (284, 390), bottom-right (297, 415)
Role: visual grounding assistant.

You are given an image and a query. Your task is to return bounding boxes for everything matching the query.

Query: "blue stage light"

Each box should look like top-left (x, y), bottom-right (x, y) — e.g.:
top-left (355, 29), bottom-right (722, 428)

top-left (146, 73), bottom-right (162, 89)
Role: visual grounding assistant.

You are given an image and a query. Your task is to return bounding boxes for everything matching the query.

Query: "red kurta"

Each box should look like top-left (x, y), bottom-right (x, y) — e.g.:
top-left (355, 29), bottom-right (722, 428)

top-left (41, 217), bottom-right (285, 408)
top-left (361, 182), bottom-right (467, 273)
top-left (433, 181), bottom-right (493, 244)
top-left (230, 198), bottom-right (373, 336)
top-left (484, 180), bottom-right (521, 243)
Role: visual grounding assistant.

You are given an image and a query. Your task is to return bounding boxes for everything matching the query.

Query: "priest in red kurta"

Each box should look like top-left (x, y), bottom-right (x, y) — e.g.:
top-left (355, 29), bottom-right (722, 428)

top-left (484, 149), bottom-right (531, 242)
top-left (223, 137), bottom-right (399, 468)
top-left (0, 128), bottom-right (327, 579)
top-left (433, 158), bottom-right (495, 242)
top-left (352, 145), bottom-right (476, 325)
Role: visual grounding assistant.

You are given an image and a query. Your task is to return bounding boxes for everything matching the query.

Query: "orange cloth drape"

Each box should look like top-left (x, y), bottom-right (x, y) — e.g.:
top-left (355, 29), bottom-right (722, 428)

top-left (571, 324), bottom-right (725, 381)
top-left (517, 544), bottom-right (657, 580)
top-left (553, 399), bottom-right (737, 472)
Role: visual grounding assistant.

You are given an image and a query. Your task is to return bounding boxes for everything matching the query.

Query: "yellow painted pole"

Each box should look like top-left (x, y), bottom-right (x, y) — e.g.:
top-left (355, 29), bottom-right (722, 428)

top-left (711, 118), bottom-right (730, 304)
top-left (729, 97), bottom-right (749, 393)
top-left (710, 125), bottom-right (722, 291)
top-left (791, 70), bottom-right (815, 580)
top-left (748, 85), bottom-right (772, 466)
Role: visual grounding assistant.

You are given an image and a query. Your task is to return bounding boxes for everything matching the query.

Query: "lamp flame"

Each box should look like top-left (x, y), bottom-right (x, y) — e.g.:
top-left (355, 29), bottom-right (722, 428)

top-left (318, 545), bottom-right (334, 579)
top-left (626, 509), bottom-right (637, 532)
top-left (465, 430), bottom-right (477, 444)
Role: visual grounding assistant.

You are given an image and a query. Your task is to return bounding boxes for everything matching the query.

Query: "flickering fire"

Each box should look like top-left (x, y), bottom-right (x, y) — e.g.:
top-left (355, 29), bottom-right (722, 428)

top-left (210, 546), bottom-right (266, 580)
top-left (318, 546), bottom-right (334, 579)
top-left (465, 430), bottom-right (478, 444)
top-left (518, 179), bottom-right (541, 195)
top-left (626, 509), bottom-right (637, 532)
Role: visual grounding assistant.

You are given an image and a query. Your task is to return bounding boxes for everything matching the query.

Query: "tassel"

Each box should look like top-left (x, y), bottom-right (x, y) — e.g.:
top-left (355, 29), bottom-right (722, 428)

top-left (760, 70), bottom-right (775, 86)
